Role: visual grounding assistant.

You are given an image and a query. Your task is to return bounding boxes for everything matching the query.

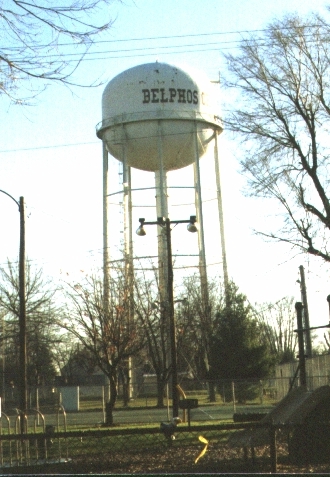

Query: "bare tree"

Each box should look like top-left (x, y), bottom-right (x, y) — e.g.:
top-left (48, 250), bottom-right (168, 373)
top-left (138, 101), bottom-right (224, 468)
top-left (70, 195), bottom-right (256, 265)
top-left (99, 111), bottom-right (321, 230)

top-left (254, 297), bottom-right (297, 364)
top-left (1, 0), bottom-right (119, 103)
top-left (133, 265), bottom-right (221, 407)
top-left (0, 259), bottom-right (60, 388)
top-left (224, 13), bottom-right (330, 261)
top-left (62, 272), bottom-right (144, 426)
top-left (133, 269), bottom-right (170, 408)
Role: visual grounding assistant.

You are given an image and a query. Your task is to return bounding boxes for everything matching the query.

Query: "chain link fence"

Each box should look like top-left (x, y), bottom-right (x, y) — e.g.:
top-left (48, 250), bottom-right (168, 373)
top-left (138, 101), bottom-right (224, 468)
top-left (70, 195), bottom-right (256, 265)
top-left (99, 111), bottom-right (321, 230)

top-left (1, 373), bottom-right (329, 428)
top-left (0, 376), bottom-right (314, 429)
top-left (1, 375), bottom-right (330, 473)
top-left (0, 422), bottom-right (330, 474)
top-left (3, 363), bottom-right (329, 414)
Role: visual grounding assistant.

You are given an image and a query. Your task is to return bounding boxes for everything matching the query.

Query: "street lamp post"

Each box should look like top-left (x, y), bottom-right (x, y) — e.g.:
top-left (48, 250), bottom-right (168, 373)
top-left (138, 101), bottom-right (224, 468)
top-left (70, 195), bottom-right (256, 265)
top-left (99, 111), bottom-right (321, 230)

top-left (137, 215), bottom-right (197, 418)
top-left (0, 191), bottom-right (27, 428)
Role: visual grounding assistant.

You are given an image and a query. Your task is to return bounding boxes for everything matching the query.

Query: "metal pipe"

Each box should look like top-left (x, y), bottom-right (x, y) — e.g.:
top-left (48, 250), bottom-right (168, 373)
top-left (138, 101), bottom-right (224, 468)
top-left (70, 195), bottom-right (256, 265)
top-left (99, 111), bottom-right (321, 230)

top-left (123, 138), bottom-right (135, 400)
top-left (193, 124), bottom-right (208, 306)
top-left (103, 143), bottom-right (110, 313)
top-left (155, 120), bottom-right (169, 307)
top-left (214, 132), bottom-right (229, 293)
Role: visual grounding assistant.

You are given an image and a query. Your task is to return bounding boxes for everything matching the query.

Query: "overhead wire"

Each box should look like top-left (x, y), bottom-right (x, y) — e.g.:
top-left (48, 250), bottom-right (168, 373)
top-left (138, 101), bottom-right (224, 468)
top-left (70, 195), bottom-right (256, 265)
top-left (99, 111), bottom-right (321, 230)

top-left (2, 23), bottom-right (322, 51)
top-left (0, 28), bottom-right (273, 51)
top-left (0, 126), bottom-right (222, 153)
top-left (1, 24), bottom-right (324, 66)
top-left (3, 38), bottom-right (321, 63)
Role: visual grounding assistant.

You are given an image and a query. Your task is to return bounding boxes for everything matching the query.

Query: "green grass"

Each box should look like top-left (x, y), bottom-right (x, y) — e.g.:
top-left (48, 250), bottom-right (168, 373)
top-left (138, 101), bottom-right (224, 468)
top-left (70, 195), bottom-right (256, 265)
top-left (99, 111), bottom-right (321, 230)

top-left (79, 391), bottom-right (216, 411)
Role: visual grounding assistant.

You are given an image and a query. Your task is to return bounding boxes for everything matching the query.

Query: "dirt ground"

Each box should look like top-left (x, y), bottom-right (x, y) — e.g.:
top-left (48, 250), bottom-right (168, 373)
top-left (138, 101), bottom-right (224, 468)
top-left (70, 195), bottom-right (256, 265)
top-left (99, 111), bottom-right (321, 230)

top-left (3, 444), bottom-right (330, 474)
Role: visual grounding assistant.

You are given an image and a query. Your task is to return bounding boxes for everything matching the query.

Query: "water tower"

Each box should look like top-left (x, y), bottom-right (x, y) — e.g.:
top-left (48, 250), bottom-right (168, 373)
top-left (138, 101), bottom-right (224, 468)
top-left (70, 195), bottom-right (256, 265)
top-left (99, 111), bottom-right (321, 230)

top-left (96, 62), bottom-right (227, 306)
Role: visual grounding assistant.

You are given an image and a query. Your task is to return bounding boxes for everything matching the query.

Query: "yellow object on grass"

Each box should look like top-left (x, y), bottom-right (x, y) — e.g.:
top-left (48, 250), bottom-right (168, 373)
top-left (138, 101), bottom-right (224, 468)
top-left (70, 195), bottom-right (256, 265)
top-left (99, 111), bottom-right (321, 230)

top-left (194, 435), bottom-right (209, 464)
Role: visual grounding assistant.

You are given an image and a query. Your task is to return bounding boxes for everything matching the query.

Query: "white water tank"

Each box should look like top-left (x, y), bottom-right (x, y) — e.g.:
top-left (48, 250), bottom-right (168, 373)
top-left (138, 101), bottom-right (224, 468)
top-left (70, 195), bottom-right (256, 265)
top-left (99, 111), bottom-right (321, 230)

top-left (96, 62), bottom-right (222, 172)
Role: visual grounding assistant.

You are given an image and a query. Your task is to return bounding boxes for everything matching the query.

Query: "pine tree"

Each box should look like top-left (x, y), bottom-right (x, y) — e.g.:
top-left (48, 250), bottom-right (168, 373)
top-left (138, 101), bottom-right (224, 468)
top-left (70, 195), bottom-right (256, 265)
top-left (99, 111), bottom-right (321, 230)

top-left (209, 284), bottom-right (274, 401)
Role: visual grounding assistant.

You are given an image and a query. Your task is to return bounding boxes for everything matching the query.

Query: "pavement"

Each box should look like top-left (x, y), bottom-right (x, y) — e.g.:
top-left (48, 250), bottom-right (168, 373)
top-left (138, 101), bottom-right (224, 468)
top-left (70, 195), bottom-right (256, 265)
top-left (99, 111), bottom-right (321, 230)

top-left (35, 403), bottom-right (273, 429)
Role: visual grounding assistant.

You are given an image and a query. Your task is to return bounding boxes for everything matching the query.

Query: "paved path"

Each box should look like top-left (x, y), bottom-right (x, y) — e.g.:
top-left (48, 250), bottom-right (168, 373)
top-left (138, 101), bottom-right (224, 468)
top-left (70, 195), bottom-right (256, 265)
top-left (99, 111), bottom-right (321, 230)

top-left (30, 403), bottom-right (273, 429)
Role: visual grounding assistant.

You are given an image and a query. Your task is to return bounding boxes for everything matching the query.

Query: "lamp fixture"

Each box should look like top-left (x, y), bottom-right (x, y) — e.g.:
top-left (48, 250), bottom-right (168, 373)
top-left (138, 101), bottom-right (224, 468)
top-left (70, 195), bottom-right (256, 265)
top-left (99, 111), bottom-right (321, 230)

top-left (136, 216), bottom-right (198, 236)
top-left (136, 218), bottom-right (146, 236)
top-left (187, 215), bottom-right (197, 233)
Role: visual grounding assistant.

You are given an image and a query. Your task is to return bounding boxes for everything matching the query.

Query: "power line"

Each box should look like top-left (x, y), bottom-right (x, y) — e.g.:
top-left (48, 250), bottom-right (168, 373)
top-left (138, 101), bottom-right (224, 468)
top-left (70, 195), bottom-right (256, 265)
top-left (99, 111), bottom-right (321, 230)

top-left (0, 141), bottom-right (98, 153)
top-left (7, 40), bottom-right (241, 61)
top-left (0, 125), bottom-right (221, 153)
top-left (1, 29), bottom-right (257, 51)
top-left (5, 34), bottom-right (323, 64)
top-left (2, 23), bottom-right (322, 52)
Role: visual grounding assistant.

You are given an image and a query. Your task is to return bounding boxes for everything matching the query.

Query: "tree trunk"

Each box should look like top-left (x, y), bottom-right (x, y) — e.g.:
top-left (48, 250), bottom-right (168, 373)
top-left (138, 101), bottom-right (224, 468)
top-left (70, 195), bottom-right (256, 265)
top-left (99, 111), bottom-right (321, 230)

top-left (122, 381), bottom-right (129, 407)
top-left (156, 377), bottom-right (166, 408)
top-left (119, 366), bottom-right (130, 407)
top-left (208, 380), bottom-right (216, 402)
top-left (105, 373), bottom-right (117, 426)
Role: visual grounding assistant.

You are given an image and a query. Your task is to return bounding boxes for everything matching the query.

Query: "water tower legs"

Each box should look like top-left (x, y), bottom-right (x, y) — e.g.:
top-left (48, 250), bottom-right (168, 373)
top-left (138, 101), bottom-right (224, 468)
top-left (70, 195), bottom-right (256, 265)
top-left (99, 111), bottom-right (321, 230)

top-left (122, 155), bottom-right (135, 399)
top-left (155, 123), bottom-right (170, 307)
top-left (214, 132), bottom-right (229, 295)
top-left (193, 125), bottom-right (209, 307)
top-left (122, 157), bottom-right (134, 281)
top-left (103, 143), bottom-right (110, 311)
top-left (155, 168), bottom-right (169, 298)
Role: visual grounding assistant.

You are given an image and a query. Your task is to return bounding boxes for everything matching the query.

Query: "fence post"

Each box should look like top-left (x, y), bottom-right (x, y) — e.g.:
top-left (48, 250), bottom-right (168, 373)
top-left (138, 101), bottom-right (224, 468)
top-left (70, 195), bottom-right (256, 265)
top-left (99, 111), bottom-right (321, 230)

top-left (232, 381), bottom-right (236, 413)
top-left (102, 386), bottom-right (105, 424)
top-left (36, 388), bottom-right (39, 426)
top-left (269, 422), bottom-right (277, 473)
top-left (166, 384), bottom-right (170, 421)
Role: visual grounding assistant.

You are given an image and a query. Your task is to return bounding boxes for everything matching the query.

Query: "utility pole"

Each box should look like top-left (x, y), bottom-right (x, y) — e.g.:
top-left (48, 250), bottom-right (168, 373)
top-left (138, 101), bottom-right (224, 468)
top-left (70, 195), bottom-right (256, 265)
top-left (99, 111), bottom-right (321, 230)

top-left (0, 191), bottom-right (27, 431)
top-left (137, 216), bottom-right (197, 419)
top-left (295, 302), bottom-right (307, 388)
top-left (19, 197), bottom-right (27, 428)
top-left (299, 265), bottom-right (312, 358)
top-left (165, 218), bottom-right (179, 418)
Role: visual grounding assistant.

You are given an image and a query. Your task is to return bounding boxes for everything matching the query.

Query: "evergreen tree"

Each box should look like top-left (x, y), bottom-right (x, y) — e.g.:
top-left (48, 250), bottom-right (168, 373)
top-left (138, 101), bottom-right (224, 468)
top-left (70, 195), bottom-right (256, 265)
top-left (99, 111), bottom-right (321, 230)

top-left (209, 284), bottom-right (274, 383)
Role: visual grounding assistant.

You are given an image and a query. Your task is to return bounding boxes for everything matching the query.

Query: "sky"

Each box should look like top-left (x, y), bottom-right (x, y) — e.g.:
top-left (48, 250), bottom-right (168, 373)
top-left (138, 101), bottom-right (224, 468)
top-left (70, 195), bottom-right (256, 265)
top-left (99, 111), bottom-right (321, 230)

top-left (1, 0), bottom-right (330, 342)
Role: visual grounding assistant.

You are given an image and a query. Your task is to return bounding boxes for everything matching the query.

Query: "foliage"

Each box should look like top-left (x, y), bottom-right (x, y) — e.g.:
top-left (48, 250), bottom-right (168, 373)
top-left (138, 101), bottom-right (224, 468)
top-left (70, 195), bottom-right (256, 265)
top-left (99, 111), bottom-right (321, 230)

top-left (224, 12), bottom-right (330, 261)
top-left (0, 0), bottom-right (119, 103)
top-left (177, 275), bottom-right (224, 382)
top-left (208, 283), bottom-right (274, 384)
top-left (60, 344), bottom-right (97, 384)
